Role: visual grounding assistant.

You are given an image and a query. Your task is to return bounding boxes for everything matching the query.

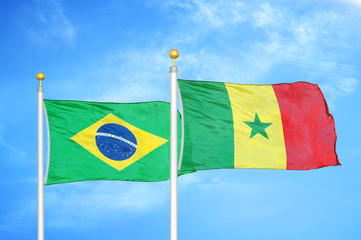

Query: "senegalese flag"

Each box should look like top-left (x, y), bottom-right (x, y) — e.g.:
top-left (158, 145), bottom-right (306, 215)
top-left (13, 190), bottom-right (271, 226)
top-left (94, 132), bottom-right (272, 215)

top-left (177, 79), bottom-right (339, 173)
top-left (44, 100), bottom-right (181, 185)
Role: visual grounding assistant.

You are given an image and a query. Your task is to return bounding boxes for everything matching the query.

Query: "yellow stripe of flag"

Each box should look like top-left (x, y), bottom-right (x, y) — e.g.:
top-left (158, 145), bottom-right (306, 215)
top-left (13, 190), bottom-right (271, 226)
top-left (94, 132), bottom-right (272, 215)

top-left (225, 83), bottom-right (287, 169)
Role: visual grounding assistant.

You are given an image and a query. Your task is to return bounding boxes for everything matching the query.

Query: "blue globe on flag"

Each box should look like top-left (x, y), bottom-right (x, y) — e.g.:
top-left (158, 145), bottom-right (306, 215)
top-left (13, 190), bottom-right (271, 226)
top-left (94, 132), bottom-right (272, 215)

top-left (95, 123), bottom-right (137, 161)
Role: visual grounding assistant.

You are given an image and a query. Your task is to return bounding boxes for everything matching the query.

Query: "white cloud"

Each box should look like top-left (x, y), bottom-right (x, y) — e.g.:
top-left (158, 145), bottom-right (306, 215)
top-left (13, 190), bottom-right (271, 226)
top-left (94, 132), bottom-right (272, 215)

top-left (179, 172), bottom-right (201, 186)
top-left (45, 46), bottom-right (173, 102)
top-left (337, 78), bottom-right (358, 93)
top-left (320, 78), bottom-right (359, 108)
top-left (165, 0), bottom-right (246, 28)
top-left (243, 3), bottom-right (361, 89)
top-left (27, 0), bottom-right (75, 45)
top-left (332, 0), bottom-right (361, 7)
top-left (192, 0), bottom-right (245, 27)
top-left (45, 181), bottom-right (168, 228)
top-left (253, 2), bottom-right (283, 28)
top-left (95, 48), bottom-right (171, 103)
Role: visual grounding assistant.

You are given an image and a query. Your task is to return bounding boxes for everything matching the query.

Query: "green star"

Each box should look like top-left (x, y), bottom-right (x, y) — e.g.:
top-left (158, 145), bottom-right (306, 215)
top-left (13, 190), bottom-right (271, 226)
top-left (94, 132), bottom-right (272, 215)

top-left (243, 113), bottom-right (272, 139)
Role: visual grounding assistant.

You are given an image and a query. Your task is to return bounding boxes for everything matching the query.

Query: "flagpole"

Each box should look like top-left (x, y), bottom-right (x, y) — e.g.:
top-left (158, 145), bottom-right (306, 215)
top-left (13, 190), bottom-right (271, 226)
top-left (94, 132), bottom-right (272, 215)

top-left (169, 49), bottom-right (179, 240)
top-left (37, 72), bottom-right (45, 240)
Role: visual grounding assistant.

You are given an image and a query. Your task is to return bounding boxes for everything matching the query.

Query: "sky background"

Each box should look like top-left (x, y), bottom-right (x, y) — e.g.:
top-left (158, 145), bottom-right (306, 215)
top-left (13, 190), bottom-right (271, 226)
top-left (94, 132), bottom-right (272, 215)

top-left (1, 0), bottom-right (361, 239)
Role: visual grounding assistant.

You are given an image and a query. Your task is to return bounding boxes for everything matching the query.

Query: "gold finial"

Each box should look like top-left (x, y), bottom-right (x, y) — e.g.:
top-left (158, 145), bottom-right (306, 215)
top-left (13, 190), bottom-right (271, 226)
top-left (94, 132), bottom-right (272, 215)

top-left (169, 49), bottom-right (179, 66)
top-left (36, 72), bottom-right (45, 87)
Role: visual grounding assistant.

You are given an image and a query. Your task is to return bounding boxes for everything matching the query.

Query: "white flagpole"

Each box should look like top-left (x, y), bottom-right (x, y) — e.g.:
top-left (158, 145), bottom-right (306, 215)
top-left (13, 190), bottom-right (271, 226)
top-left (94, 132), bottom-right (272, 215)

top-left (169, 49), bottom-right (179, 240)
top-left (37, 72), bottom-right (45, 240)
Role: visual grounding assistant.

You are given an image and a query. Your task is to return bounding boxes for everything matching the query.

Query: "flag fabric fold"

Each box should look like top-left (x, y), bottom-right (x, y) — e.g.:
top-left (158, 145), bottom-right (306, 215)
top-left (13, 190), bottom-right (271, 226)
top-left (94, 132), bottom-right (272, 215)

top-left (44, 99), bottom-right (181, 185)
top-left (177, 79), bottom-right (339, 173)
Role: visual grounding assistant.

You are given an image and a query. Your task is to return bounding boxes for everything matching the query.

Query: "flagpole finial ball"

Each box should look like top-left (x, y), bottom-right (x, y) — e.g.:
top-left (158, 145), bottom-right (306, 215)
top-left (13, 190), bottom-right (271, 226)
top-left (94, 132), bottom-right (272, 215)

top-left (37, 72), bottom-right (45, 87)
top-left (169, 49), bottom-right (179, 60)
top-left (37, 72), bottom-right (45, 81)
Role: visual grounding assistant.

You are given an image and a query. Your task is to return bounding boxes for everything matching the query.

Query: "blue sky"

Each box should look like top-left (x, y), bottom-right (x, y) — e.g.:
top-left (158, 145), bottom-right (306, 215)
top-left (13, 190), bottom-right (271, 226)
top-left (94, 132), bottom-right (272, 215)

top-left (1, 0), bottom-right (361, 239)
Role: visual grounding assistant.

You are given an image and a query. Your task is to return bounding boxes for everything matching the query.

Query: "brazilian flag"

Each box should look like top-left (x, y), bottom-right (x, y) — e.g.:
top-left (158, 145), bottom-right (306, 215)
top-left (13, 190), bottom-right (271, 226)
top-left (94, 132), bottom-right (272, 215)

top-left (44, 100), bottom-right (181, 185)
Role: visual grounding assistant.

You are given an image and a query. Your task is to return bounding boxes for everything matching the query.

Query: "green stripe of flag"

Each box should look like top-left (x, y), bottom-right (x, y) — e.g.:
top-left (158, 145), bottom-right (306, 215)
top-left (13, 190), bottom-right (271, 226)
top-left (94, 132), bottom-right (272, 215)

top-left (178, 79), bottom-right (235, 174)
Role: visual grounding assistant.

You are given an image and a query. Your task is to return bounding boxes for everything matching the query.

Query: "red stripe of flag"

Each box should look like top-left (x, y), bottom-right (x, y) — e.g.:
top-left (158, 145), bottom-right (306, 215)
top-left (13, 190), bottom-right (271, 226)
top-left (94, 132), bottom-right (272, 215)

top-left (273, 82), bottom-right (340, 170)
